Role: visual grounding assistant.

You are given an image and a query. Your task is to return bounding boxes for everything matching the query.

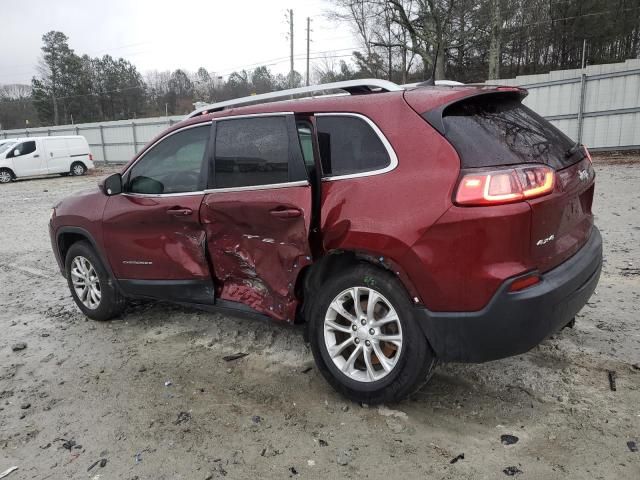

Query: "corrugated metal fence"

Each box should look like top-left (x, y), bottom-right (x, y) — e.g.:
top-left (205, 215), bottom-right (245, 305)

top-left (487, 58), bottom-right (640, 151)
top-left (1, 59), bottom-right (638, 162)
top-left (0, 116), bottom-right (183, 163)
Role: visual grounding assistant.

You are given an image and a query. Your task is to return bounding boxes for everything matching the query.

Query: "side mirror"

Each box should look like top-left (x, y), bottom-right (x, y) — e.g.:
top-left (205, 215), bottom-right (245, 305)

top-left (103, 173), bottom-right (122, 196)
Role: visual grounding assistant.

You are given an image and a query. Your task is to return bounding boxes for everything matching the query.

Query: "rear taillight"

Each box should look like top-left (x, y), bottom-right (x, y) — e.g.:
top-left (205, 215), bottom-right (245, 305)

top-left (455, 164), bottom-right (555, 206)
top-left (89, 153), bottom-right (93, 161)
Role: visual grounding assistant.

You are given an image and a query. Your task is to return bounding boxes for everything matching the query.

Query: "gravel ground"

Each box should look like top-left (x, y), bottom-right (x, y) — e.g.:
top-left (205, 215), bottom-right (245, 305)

top-left (1, 157), bottom-right (639, 479)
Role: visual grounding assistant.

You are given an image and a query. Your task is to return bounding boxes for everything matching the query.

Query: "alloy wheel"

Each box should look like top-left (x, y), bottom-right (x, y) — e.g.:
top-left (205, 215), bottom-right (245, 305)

top-left (72, 164), bottom-right (85, 176)
top-left (323, 286), bottom-right (403, 382)
top-left (0, 171), bottom-right (11, 183)
top-left (70, 256), bottom-right (101, 309)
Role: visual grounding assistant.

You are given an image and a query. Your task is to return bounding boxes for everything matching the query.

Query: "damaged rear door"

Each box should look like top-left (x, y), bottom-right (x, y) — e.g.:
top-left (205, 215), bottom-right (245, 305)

top-left (200, 114), bottom-right (312, 323)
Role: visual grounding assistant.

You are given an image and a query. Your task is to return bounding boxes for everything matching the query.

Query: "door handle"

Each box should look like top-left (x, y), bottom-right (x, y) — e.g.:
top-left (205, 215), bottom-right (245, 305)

top-left (269, 207), bottom-right (302, 218)
top-left (33, 154), bottom-right (40, 158)
top-left (166, 207), bottom-right (193, 216)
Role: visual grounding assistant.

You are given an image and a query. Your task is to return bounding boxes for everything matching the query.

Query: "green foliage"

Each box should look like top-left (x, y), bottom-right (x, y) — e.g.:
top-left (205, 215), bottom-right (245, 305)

top-left (27, 31), bottom-right (146, 126)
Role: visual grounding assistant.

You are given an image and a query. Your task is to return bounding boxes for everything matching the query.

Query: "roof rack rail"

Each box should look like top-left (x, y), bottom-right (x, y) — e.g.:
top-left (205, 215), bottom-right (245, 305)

top-left (401, 80), bottom-right (465, 88)
top-left (186, 78), bottom-right (403, 118)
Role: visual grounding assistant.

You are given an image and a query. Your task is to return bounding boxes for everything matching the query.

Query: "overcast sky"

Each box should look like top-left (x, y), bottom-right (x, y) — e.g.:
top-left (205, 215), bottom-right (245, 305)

top-left (0, 0), bottom-right (358, 85)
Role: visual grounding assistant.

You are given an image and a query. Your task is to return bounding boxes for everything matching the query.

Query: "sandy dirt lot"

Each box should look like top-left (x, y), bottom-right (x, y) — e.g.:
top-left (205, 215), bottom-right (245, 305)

top-left (1, 157), bottom-right (639, 479)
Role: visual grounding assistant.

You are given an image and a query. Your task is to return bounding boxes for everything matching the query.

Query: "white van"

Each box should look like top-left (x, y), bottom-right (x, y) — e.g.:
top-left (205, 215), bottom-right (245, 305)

top-left (0, 136), bottom-right (94, 183)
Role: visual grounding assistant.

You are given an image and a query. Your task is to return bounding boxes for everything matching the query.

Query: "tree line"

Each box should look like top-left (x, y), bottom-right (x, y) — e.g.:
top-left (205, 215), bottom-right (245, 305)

top-left (328, 0), bottom-right (640, 83)
top-left (0, 1), bottom-right (638, 129)
top-left (0, 32), bottom-right (307, 130)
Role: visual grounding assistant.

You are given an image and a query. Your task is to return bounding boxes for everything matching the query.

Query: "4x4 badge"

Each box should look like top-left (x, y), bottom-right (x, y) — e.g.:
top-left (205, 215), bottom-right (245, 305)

top-left (536, 234), bottom-right (555, 246)
top-left (578, 169), bottom-right (589, 181)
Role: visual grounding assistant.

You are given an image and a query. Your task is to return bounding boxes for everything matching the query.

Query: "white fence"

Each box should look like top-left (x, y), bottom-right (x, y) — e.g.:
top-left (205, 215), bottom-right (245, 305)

top-left (0, 116), bottom-right (183, 163)
top-left (487, 58), bottom-right (640, 151)
top-left (1, 59), bottom-right (639, 162)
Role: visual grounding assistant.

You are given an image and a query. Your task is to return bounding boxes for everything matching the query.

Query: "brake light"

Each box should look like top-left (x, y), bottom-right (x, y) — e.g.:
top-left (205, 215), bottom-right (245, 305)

top-left (89, 153), bottom-right (93, 161)
top-left (455, 165), bottom-right (555, 206)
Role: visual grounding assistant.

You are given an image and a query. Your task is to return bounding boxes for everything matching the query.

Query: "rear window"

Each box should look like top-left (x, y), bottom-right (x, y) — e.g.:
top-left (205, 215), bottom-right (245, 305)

top-left (214, 116), bottom-right (290, 189)
top-left (441, 94), bottom-right (578, 169)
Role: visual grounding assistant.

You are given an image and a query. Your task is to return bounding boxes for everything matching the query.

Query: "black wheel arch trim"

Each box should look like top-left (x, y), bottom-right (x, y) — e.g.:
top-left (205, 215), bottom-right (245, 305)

top-left (55, 226), bottom-right (119, 290)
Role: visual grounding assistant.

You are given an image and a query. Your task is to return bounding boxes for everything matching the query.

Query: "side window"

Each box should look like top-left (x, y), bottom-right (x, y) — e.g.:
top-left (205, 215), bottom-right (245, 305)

top-left (127, 125), bottom-right (210, 194)
top-left (7, 141), bottom-right (36, 158)
top-left (214, 117), bottom-right (289, 189)
top-left (296, 121), bottom-right (315, 170)
top-left (316, 116), bottom-right (390, 177)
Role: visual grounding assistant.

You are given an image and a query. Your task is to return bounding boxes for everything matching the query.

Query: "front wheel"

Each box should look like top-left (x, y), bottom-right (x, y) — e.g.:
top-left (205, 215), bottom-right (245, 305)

top-left (65, 241), bottom-right (126, 320)
top-left (0, 168), bottom-right (13, 183)
top-left (308, 264), bottom-right (436, 404)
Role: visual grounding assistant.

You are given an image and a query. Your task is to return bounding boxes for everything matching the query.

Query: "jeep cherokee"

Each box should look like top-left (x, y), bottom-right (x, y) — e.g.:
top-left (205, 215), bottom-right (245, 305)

top-left (49, 80), bottom-right (602, 404)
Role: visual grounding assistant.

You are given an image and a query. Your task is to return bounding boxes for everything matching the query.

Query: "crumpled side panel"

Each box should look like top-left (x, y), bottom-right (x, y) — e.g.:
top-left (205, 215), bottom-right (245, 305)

top-left (201, 187), bottom-right (312, 323)
top-left (166, 230), bottom-right (209, 277)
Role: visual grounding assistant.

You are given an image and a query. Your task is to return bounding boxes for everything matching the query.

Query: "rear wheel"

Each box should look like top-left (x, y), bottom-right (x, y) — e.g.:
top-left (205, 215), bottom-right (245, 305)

top-left (0, 168), bottom-right (13, 183)
top-left (70, 162), bottom-right (86, 176)
top-left (308, 264), bottom-right (436, 404)
top-left (65, 241), bottom-right (125, 320)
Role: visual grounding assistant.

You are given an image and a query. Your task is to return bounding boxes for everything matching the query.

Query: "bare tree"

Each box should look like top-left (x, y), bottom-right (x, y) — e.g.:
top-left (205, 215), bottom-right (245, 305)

top-left (387, 0), bottom-right (457, 80)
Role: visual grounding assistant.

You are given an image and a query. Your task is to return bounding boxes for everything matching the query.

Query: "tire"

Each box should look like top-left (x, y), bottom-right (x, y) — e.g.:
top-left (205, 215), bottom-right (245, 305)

top-left (0, 168), bottom-right (13, 184)
top-left (65, 241), bottom-right (126, 321)
top-left (70, 162), bottom-right (86, 176)
top-left (308, 263), bottom-right (436, 404)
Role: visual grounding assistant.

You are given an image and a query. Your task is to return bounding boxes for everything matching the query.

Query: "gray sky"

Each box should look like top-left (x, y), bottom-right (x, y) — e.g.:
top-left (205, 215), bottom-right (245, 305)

top-left (0, 0), bottom-right (358, 85)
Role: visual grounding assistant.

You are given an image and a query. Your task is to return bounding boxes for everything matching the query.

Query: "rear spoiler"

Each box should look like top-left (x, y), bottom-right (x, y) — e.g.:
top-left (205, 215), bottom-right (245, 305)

top-left (422, 88), bottom-right (528, 136)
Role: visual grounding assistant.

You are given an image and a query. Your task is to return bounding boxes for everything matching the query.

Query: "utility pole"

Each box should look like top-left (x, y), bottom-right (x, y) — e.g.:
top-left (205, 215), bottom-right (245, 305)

top-left (288, 9), bottom-right (295, 88)
top-left (306, 17), bottom-right (311, 86)
top-left (385, 4), bottom-right (392, 81)
top-left (577, 39), bottom-right (588, 144)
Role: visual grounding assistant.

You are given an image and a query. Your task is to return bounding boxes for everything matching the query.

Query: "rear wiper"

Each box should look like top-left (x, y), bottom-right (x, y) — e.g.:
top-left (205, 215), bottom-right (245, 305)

top-left (565, 142), bottom-right (581, 158)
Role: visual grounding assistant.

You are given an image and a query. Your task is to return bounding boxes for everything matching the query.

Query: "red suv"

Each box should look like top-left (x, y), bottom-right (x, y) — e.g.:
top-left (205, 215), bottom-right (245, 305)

top-left (49, 80), bottom-right (602, 404)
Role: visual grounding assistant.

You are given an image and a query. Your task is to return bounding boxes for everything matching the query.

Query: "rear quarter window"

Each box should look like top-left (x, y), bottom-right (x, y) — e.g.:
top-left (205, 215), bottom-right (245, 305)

top-left (316, 115), bottom-right (390, 177)
top-left (441, 94), bottom-right (578, 170)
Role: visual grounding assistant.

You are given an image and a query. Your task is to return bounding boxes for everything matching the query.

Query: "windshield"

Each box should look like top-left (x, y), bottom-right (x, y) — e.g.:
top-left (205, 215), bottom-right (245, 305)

top-left (441, 94), bottom-right (580, 169)
top-left (0, 142), bottom-right (17, 154)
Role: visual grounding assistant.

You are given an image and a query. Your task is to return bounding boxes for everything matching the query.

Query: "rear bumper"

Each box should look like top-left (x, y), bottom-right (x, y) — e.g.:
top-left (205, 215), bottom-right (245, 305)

top-left (415, 226), bottom-right (602, 362)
